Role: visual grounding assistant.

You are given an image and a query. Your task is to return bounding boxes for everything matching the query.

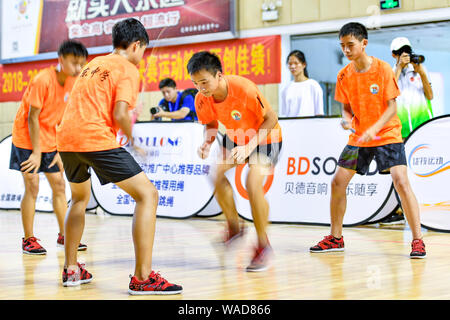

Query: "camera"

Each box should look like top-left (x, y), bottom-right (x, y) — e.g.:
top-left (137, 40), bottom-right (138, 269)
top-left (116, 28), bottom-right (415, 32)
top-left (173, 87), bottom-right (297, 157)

top-left (410, 53), bottom-right (425, 64)
top-left (395, 46), bottom-right (425, 64)
top-left (150, 106), bottom-right (160, 115)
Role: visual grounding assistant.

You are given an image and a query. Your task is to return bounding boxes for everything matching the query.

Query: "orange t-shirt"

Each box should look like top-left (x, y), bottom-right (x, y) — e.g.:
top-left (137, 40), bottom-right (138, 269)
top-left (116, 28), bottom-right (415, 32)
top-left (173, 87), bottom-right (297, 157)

top-left (56, 54), bottom-right (139, 152)
top-left (335, 57), bottom-right (402, 147)
top-left (12, 67), bottom-right (76, 152)
top-left (195, 75), bottom-right (282, 145)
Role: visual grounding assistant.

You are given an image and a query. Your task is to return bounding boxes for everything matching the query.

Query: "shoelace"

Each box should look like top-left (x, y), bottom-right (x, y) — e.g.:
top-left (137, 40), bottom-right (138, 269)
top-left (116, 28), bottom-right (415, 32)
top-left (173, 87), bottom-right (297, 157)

top-left (25, 237), bottom-right (43, 248)
top-left (151, 271), bottom-right (166, 284)
top-left (412, 240), bottom-right (425, 252)
top-left (319, 235), bottom-right (335, 246)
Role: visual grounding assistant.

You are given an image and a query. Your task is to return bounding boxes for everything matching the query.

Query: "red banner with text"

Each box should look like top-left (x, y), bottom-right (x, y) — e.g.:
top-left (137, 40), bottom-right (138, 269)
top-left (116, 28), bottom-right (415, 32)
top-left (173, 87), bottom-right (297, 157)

top-left (0, 35), bottom-right (281, 102)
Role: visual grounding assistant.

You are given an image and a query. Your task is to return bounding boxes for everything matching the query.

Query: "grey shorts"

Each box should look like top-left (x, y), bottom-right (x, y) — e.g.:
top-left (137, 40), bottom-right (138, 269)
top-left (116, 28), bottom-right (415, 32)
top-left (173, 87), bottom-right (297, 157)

top-left (338, 143), bottom-right (407, 175)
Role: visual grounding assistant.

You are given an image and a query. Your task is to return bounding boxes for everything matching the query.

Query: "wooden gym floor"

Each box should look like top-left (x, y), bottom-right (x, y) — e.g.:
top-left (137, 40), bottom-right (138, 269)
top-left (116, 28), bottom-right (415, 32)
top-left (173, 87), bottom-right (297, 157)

top-left (1, 209), bottom-right (449, 300)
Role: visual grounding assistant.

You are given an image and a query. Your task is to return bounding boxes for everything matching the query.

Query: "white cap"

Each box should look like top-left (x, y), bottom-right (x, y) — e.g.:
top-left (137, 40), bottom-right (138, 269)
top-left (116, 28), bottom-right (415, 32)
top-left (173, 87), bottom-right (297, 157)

top-left (390, 37), bottom-right (411, 52)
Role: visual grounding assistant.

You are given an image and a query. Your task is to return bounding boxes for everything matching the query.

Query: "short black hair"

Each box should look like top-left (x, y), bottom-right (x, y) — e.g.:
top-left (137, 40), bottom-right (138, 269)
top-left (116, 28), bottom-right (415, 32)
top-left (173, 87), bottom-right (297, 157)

top-left (339, 22), bottom-right (368, 41)
top-left (112, 18), bottom-right (149, 49)
top-left (57, 40), bottom-right (88, 58)
top-left (159, 78), bottom-right (176, 89)
top-left (187, 51), bottom-right (222, 76)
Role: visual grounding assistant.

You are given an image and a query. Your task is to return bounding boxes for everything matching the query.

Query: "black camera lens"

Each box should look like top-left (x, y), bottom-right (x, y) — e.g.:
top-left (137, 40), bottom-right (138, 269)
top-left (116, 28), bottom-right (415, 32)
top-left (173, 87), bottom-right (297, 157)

top-left (410, 54), bottom-right (425, 64)
top-left (150, 107), bottom-right (159, 114)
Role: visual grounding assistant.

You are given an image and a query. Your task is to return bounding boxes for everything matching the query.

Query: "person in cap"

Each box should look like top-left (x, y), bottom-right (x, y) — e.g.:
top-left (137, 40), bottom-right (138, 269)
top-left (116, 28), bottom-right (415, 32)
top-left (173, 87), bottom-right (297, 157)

top-left (381, 37), bottom-right (434, 226)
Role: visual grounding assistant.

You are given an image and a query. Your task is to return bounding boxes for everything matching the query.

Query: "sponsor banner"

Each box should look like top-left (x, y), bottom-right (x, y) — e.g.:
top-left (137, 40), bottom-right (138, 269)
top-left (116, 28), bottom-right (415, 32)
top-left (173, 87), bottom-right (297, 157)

top-left (366, 189), bottom-right (399, 223)
top-left (404, 115), bottom-right (450, 232)
top-left (91, 122), bottom-right (220, 217)
top-left (224, 118), bottom-right (396, 225)
top-left (39, 0), bottom-right (234, 54)
top-left (0, 0), bottom-right (43, 60)
top-left (0, 35), bottom-right (281, 101)
top-left (0, 136), bottom-right (72, 212)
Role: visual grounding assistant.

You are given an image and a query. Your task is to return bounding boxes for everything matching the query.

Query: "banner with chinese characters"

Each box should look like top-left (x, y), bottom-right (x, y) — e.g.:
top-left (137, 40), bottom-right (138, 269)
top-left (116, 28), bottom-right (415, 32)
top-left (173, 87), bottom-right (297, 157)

top-left (0, 35), bottom-right (281, 101)
top-left (90, 121), bottom-right (222, 217)
top-left (224, 118), bottom-right (398, 226)
top-left (404, 115), bottom-right (450, 232)
top-left (39, 0), bottom-right (235, 54)
top-left (139, 35), bottom-right (281, 91)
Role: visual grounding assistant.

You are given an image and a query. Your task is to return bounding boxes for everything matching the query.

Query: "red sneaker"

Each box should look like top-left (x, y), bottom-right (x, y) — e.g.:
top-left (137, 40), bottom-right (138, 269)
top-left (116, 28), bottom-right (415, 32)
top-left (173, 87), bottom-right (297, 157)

top-left (22, 237), bottom-right (47, 255)
top-left (246, 244), bottom-right (273, 272)
top-left (223, 224), bottom-right (246, 247)
top-left (128, 271), bottom-right (183, 295)
top-left (310, 235), bottom-right (345, 252)
top-left (410, 239), bottom-right (426, 259)
top-left (57, 233), bottom-right (87, 251)
top-left (62, 263), bottom-right (93, 287)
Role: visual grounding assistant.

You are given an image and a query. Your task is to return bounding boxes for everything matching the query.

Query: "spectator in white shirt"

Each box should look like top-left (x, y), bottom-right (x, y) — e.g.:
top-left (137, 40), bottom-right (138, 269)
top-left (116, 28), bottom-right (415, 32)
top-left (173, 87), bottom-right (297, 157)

top-left (280, 50), bottom-right (324, 117)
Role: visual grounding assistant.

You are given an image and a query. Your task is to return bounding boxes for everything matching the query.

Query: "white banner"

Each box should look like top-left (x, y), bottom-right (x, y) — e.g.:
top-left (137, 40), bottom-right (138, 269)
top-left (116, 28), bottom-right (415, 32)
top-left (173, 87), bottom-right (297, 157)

top-left (224, 118), bottom-right (396, 225)
top-left (1, 0), bottom-right (43, 60)
top-left (0, 135), bottom-right (72, 212)
top-left (91, 122), bottom-right (220, 218)
top-left (404, 115), bottom-right (450, 232)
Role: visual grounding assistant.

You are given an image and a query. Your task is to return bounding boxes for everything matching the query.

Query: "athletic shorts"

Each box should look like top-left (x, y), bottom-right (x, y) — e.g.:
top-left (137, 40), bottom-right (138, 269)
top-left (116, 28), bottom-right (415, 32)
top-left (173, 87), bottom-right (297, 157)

top-left (9, 143), bottom-right (61, 173)
top-left (59, 147), bottom-right (142, 185)
top-left (337, 143), bottom-right (407, 175)
top-left (222, 135), bottom-right (282, 165)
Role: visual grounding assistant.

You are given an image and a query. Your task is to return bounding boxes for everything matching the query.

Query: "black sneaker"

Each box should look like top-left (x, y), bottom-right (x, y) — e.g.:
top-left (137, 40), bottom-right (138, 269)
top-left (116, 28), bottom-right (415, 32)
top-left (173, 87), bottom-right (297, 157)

top-left (380, 213), bottom-right (405, 225)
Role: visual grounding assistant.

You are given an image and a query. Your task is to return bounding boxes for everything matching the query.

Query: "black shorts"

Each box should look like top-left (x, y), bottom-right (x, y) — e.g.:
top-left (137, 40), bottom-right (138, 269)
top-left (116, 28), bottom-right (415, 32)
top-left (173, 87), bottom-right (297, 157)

top-left (9, 143), bottom-right (61, 173)
top-left (338, 143), bottom-right (407, 175)
top-left (59, 147), bottom-right (143, 185)
top-left (222, 135), bottom-right (282, 165)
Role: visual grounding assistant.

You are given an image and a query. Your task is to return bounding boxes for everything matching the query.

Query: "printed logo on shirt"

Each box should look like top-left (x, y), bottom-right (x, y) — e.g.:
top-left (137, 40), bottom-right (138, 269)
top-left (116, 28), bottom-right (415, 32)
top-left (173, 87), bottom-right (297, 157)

top-left (369, 84), bottom-right (379, 94)
top-left (231, 110), bottom-right (242, 121)
top-left (410, 76), bottom-right (415, 82)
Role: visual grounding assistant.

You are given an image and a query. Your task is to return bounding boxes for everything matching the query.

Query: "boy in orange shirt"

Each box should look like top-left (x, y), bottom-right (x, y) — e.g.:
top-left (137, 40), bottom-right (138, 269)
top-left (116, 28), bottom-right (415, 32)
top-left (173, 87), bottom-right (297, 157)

top-left (56, 18), bottom-right (182, 294)
top-left (10, 40), bottom-right (88, 255)
top-left (187, 51), bottom-right (282, 272)
top-left (310, 22), bottom-right (426, 258)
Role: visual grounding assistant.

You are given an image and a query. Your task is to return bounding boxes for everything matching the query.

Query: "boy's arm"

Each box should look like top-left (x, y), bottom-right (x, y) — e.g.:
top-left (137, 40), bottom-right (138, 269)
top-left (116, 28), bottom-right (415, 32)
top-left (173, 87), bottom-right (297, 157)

top-left (198, 120), bottom-right (219, 159)
top-left (114, 101), bottom-right (133, 140)
top-left (21, 106), bottom-right (42, 173)
top-left (359, 98), bottom-right (397, 143)
top-left (230, 107), bottom-right (278, 162)
top-left (340, 103), bottom-right (353, 130)
top-left (248, 107), bottom-right (278, 151)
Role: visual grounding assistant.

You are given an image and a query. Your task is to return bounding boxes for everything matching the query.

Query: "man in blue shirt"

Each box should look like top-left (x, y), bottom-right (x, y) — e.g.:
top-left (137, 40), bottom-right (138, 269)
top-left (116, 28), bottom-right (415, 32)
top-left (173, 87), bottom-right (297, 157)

top-left (153, 78), bottom-right (197, 121)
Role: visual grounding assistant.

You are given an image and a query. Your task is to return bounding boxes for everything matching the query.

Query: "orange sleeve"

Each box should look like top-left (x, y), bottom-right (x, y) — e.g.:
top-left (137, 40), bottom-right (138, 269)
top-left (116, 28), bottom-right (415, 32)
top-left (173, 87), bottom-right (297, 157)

top-left (27, 74), bottom-right (49, 109)
top-left (195, 95), bottom-right (215, 124)
top-left (115, 68), bottom-right (139, 110)
top-left (246, 84), bottom-right (269, 118)
top-left (383, 64), bottom-right (400, 101)
top-left (334, 71), bottom-right (349, 104)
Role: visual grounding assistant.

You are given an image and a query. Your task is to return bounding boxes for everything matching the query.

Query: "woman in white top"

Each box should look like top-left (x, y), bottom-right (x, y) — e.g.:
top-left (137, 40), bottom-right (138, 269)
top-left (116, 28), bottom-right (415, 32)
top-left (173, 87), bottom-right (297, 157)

top-left (280, 50), bottom-right (324, 117)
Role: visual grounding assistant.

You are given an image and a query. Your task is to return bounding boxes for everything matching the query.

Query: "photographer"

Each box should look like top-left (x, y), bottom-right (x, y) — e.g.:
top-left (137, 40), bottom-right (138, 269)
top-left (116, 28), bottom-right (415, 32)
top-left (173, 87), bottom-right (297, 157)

top-left (151, 78), bottom-right (197, 121)
top-left (391, 37), bottom-right (434, 139)
top-left (381, 37), bottom-right (434, 226)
